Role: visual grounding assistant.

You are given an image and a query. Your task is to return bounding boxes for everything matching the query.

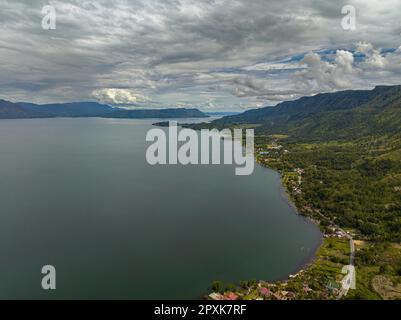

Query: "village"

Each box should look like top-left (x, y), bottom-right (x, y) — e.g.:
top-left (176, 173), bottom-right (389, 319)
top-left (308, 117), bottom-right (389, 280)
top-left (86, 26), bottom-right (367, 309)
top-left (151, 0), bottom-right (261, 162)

top-left (207, 137), bottom-right (355, 301)
top-left (207, 231), bottom-right (354, 301)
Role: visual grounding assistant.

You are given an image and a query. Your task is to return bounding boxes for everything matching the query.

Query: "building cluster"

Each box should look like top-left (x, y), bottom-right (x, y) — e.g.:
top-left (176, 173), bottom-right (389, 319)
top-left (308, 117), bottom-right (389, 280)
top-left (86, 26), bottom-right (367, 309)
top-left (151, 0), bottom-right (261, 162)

top-left (324, 227), bottom-right (349, 239)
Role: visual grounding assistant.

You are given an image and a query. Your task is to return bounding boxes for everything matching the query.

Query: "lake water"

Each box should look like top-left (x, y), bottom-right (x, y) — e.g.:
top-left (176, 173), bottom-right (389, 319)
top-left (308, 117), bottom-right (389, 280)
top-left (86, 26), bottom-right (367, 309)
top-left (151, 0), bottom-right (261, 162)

top-left (0, 118), bottom-right (321, 299)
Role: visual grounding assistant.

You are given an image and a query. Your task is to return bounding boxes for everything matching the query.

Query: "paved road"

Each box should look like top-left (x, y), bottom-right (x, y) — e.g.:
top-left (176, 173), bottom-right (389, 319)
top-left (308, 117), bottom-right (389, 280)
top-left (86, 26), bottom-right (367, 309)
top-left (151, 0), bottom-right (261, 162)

top-left (310, 211), bottom-right (356, 299)
top-left (338, 235), bottom-right (356, 299)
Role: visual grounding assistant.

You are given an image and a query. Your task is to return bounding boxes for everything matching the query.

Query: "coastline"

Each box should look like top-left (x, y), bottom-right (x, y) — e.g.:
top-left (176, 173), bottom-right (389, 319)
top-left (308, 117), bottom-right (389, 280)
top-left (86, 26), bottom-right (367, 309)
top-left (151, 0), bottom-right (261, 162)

top-left (156, 120), bottom-right (328, 297)
top-left (258, 161), bottom-right (324, 282)
top-left (207, 160), bottom-right (338, 301)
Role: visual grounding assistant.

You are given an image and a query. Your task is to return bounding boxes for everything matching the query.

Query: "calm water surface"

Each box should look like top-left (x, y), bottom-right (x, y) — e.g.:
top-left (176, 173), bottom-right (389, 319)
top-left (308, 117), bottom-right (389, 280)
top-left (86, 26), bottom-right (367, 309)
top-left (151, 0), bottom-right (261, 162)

top-left (0, 118), bottom-right (321, 299)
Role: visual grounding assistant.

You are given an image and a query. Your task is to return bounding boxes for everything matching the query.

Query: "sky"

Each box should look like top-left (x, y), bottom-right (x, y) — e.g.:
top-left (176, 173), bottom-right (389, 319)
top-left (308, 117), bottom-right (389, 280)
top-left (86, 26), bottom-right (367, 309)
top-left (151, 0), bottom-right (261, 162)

top-left (0, 0), bottom-right (401, 111)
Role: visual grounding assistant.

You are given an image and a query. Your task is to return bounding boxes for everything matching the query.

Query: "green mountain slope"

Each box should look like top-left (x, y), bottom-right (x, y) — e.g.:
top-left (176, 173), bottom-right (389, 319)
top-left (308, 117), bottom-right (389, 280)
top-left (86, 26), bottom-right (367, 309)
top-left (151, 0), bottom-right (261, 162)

top-left (212, 85), bottom-right (401, 142)
top-left (203, 85), bottom-right (401, 300)
top-left (194, 85), bottom-right (401, 242)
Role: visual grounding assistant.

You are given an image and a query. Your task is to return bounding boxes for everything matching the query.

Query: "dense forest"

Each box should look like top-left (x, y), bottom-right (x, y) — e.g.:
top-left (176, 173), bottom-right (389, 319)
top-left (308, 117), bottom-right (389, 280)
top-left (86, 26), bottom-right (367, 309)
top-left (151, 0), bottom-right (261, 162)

top-left (194, 85), bottom-right (401, 242)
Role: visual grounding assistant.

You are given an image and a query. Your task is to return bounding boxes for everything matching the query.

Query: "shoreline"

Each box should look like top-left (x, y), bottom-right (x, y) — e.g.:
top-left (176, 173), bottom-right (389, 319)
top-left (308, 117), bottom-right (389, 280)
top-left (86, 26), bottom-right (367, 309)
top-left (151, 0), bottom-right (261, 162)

top-left (207, 161), bottom-right (331, 300)
top-left (257, 161), bottom-right (324, 282)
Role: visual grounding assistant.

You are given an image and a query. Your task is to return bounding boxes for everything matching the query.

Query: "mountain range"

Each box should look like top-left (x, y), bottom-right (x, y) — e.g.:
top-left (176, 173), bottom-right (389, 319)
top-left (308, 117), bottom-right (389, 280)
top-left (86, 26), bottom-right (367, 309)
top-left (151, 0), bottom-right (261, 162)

top-left (200, 84), bottom-right (401, 243)
top-left (209, 85), bottom-right (401, 142)
top-left (0, 100), bottom-right (207, 119)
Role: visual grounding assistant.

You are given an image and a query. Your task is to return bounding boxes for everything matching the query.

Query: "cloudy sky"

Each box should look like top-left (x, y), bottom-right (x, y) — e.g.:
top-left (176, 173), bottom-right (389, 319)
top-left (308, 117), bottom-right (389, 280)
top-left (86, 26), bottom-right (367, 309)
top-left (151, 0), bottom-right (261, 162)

top-left (1, 0), bottom-right (401, 111)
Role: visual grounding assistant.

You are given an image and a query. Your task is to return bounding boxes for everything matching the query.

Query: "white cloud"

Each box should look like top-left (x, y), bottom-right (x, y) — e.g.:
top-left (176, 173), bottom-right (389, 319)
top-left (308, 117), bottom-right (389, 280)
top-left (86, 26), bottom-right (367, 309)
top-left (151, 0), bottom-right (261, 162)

top-left (243, 61), bottom-right (301, 71)
top-left (356, 42), bottom-right (374, 54)
top-left (227, 44), bottom-right (401, 104)
top-left (361, 50), bottom-right (388, 70)
top-left (357, 42), bottom-right (401, 74)
top-left (335, 50), bottom-right (354, 73)
top-left (93, 88), bottom-right (149, 106)
top-left (295, 50), bottom-right (355, 92)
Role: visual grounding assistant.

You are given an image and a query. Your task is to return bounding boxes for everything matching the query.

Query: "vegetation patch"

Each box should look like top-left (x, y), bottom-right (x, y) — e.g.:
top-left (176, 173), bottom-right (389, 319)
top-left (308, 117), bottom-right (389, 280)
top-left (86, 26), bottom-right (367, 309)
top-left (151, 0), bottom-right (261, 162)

top-left (371, 276), bottom-right (401, 300)
top-left (208, 238), bottom-right (350, 300)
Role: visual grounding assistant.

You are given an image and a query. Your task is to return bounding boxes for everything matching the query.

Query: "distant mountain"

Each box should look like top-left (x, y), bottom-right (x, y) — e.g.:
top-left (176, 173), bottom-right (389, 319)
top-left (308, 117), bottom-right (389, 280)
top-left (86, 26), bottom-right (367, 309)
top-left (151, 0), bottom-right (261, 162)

top-left (18, 102), bottom-right (114, 117)
top-left (209, 85), bottom-right (401, 141)
top-left (205, 112), bottom-right (241, 117)
top-left (0, 100), bottom-right (208, 119)
top-left (0, 100), bottom-right (49, 119)
top-left (105, 108), bottom-right (207, 119)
